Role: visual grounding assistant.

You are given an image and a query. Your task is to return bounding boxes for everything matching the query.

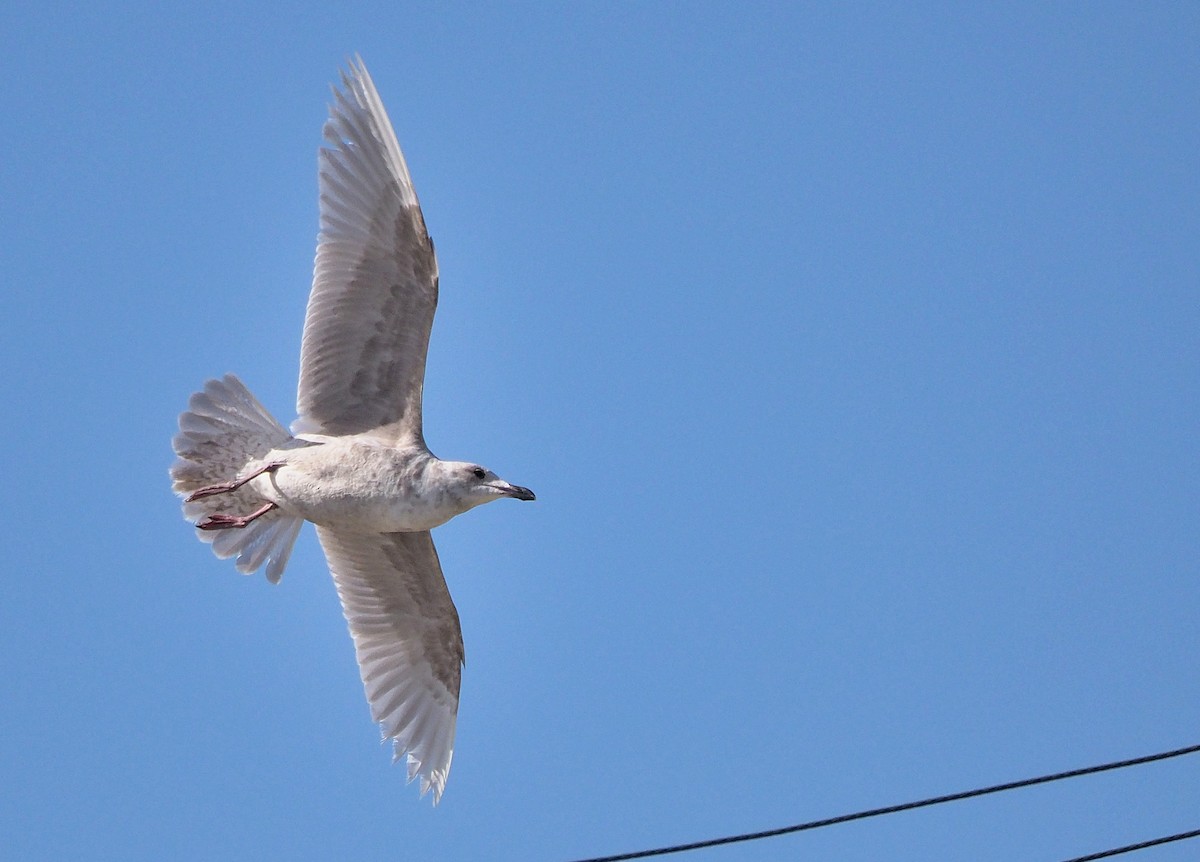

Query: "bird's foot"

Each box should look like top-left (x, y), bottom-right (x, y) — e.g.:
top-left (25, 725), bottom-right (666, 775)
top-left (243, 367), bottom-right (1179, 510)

top-left (195, 502), bottom-right (278, 531)
top-left (187, 483), bottom-right (239, 501)
top-left (186, 462), bottom-right (285, 502)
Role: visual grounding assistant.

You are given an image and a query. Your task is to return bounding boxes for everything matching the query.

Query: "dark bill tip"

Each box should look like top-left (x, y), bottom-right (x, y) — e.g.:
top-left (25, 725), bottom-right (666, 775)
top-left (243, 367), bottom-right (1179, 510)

top-left (506, 484), bottom-right (536, 502)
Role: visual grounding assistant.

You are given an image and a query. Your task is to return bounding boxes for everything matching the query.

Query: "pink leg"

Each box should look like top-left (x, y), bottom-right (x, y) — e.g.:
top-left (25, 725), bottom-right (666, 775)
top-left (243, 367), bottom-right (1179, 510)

top-left (186, 461), bottom-right (285, 502)
top-left (196, 502), bottom-right (278, 531)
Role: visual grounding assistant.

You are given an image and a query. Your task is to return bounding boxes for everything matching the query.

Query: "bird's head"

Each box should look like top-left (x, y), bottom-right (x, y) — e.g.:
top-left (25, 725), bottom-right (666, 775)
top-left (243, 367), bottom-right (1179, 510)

top-left (437, 460), bottom-right (536, 511)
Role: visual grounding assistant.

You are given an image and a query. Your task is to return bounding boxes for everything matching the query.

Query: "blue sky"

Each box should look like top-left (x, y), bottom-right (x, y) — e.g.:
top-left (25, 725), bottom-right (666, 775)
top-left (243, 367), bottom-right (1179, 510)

top-left (2, 3), bottom-right (1197, 860)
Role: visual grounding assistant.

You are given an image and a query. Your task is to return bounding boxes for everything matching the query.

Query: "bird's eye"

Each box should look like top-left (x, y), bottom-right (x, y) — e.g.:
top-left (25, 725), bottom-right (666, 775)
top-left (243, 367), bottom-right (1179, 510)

top-left (472, 467), bottom-right (486, 480)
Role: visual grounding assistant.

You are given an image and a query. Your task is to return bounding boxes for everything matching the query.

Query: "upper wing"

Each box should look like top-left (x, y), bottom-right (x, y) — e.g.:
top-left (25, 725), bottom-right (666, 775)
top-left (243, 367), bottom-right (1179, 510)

top-left (316, 527), bottom-right (463, 803)
top-left (295, 58), bottom-right (438, 444)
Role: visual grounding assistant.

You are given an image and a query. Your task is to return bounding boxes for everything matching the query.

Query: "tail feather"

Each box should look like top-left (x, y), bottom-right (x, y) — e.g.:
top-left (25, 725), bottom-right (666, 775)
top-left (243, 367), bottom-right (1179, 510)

top-left (171, 374), bottom-right (303, 583)
top-left (207, 508), bottom-right (303, 584)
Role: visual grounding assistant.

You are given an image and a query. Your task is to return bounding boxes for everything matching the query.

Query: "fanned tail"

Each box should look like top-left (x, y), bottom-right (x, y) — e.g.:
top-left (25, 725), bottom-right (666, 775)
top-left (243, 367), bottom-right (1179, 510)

top-left (171, 374), bottom-right (303, 583)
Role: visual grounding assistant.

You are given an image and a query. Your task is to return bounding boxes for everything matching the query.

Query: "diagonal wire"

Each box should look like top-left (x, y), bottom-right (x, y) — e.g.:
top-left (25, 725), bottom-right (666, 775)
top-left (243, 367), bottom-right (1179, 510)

top-left (564, 742), bottom-right (1200, 862)
top-left (1059, 828), bottom-right (1200, 862)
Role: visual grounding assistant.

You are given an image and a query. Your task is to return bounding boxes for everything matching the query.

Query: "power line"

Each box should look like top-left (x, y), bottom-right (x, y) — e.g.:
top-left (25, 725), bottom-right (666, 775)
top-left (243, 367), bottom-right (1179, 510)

top-left (564, 742), bottom-right (1200, 862)
top-left (1061, 828), bottom-right (1200, 862)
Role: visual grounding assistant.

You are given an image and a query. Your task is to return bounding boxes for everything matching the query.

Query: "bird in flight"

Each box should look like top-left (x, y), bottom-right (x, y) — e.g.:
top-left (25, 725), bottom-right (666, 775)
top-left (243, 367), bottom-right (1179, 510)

top-left (170, 57), bottom-right (534, 804)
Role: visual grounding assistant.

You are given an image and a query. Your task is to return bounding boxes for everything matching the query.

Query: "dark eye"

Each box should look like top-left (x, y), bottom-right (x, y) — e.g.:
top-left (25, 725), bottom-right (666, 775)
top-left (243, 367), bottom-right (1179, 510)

top-left (472, 467), bottom-right (486, 480)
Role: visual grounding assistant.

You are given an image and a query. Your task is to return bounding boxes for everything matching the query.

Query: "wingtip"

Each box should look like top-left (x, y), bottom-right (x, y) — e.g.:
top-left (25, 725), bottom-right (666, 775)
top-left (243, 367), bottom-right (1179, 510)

top-left (340, 53), bottom-right (371, 92)
top-left (389, 749), bottom-right (447, 805)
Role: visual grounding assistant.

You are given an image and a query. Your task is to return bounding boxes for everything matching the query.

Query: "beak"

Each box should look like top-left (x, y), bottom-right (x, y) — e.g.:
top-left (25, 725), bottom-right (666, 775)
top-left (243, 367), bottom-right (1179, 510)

top-left (499, 482), bottom-right (536, 501)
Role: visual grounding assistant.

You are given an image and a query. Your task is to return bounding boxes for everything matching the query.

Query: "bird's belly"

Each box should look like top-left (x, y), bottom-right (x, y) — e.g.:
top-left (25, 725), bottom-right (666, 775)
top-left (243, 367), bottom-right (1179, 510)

top-left (251, 462), bottom-right (455, 533)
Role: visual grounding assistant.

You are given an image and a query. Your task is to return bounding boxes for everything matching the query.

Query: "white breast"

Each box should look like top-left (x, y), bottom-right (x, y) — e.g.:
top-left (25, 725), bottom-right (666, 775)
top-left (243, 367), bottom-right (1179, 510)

top-left (251, 439), bottom-right (462, 532)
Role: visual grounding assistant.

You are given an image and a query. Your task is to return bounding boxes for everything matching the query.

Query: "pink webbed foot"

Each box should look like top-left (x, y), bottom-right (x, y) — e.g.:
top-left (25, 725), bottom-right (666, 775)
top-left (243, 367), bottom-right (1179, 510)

top-left (195, 502), bottom-right (278, 531)
top-left (186, 461), bottom-right (285, 503)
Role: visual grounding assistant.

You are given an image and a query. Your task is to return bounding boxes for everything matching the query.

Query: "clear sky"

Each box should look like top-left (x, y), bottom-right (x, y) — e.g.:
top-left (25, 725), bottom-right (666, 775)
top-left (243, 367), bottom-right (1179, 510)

top-left (1, 3), bottom-right (1197, 861)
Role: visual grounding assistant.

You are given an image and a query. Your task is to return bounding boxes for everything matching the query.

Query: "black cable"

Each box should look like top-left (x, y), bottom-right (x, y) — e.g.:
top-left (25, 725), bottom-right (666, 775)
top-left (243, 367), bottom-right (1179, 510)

top-left (564, 742), bottom-right (1200, 862)
top-left (1060, 828), bottom-right (1200, 861)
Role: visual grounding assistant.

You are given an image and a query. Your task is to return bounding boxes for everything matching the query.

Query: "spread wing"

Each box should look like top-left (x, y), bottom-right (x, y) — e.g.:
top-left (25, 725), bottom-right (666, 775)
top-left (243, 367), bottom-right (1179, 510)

top-left (316, 527), bottom-right (463, 803)
top-left (295, 58), bottom-right (438, 445)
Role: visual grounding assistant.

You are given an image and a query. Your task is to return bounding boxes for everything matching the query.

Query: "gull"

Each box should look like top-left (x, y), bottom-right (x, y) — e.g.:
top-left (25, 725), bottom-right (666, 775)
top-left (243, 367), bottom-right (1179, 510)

top-left (169, 58), bottom-right (534, 804)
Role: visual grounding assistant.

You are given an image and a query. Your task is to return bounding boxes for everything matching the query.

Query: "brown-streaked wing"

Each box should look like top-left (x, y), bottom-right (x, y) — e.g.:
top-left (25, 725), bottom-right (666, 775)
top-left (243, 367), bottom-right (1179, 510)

top-left (316, 527), bottom-right (463, 803)
top-left (295, 58), bottom-right (438, 444)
